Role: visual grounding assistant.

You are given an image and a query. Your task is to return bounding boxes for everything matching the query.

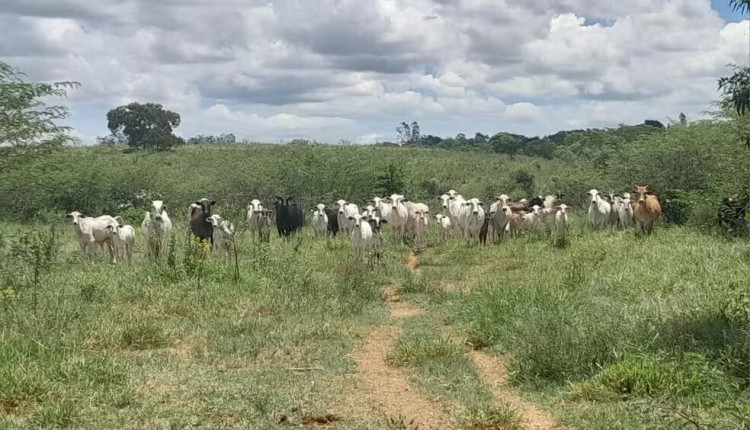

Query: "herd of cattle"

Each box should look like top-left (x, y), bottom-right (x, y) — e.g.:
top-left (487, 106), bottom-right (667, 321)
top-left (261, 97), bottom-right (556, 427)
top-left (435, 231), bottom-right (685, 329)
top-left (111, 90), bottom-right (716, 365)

top-left (64, 186), bottom-right (663, 266)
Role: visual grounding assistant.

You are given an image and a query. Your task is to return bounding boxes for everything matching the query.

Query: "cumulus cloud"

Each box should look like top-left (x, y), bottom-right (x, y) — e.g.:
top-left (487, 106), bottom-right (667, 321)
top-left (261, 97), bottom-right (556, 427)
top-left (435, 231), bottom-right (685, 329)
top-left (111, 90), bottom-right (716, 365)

top-left (0, 0), bottom-right (746, 143)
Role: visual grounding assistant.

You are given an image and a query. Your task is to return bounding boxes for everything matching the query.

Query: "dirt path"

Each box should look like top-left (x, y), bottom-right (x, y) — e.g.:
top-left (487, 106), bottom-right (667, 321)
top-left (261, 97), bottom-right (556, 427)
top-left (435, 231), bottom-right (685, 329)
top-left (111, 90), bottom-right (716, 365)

top-left (471, 351), bottom-right (565, 430)
top-left (349, 326), bottom-right (457, 430)
top-left (385, 288), bottom-right (426, 319)
top-left (405, 251), bottom-right (421, 276)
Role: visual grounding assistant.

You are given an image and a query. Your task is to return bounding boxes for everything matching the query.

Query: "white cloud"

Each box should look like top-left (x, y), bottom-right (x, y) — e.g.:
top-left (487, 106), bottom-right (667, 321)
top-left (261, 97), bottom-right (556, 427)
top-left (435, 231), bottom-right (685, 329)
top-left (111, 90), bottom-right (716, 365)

top-left (0, 0), bottom-right (746, 144)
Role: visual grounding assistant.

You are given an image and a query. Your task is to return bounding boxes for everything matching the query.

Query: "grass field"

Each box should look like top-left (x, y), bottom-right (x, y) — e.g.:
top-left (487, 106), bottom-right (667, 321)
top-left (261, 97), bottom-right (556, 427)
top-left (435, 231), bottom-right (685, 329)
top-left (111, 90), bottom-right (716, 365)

top-left (1, 213), bottom-right (748, 429)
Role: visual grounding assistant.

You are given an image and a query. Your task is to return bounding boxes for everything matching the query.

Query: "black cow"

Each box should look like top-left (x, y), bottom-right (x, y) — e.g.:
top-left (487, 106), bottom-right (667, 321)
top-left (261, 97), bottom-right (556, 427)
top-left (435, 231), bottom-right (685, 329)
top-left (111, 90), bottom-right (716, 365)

top-left (190, 198), bottom-right (216, 245)
top-left (325, 207), bottom-right (339, 237)
top-left (528, 195), bottom-right (544, 208)
top-left (478, 215), bottom-right (490, 246)
top-left (274, 196), bottom-right (303, 238)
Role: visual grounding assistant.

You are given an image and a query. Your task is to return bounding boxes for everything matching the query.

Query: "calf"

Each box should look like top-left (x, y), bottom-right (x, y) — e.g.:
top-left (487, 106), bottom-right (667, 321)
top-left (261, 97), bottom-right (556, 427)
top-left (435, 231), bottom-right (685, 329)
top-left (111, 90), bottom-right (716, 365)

top-left (504, 210), bottom-right (524, 239)
top-left (523, 205), bottom-right (542, 228)
top-left (144, 200), bottom-right (173, 258)
top-left (618, 196), bottom-right (634, 228)
top-left (206, 214), bottom-right (235, 260)
top-left (105, 223), bottom-right (135, 263)
top-left (435, 214), bottom-right (452, 242)
top-left (478, 215), bottom-right (490, 246)
top-left (256, 209), bottom-right (273, 243)
top-left (325, 207), bottom-right (339, 237)
top-left (349, 213), bottom-right (374, 261)
top-left (189, 198), bottom-right (215, 245)
top-left (311, 204), bottom-right (329, 238)
top-left (368, 215), bottom-right (388, 267)
top-left (555, 204), bottom-right (569, 229)
top-left (633, 185), bottom-right (662, 235)
top-left (246, 199), bottom-right (264, 240)
top-left (67, 211), bottom-right (118, 262)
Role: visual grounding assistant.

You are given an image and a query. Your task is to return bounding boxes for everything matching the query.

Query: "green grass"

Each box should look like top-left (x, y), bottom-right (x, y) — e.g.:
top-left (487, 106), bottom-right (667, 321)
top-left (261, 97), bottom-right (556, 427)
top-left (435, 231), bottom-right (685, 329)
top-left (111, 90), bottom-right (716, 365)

top-left (1, 212), bottom-right (749, 428)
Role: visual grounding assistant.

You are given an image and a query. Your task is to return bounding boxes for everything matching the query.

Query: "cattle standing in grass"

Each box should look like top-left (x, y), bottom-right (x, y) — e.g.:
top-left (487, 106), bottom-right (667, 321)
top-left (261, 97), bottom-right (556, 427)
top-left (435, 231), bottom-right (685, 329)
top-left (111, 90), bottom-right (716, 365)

top-left (459, 198), bottom-right (485, 245)
top-left (388, 194), bottom-right (410, 239)
top-left (256, 209), bottom-right (273, 242)
top-left (505, 209), bottom-right (524, 239)
top-left (274, 196), bottom-right (303, 238)
top-left (618, 196), bottom-right (634, 228)
top-left (555, 204), bottom-right (569, 229)
top-left (478, 215), bottom-right (490, 246)
top-left (633, 186), bottom-right (662, 235)
top-left (587, 189), bottom-right (611, 230)
top-left (349, 213), bottom-right (374, 261)
top-left (189, 198), bottom-right (215, 246)
top-left (435, 214), bottom-right (452, 242)
top-left (143, 200), bottom-right (173, 259)
top-left (372, 197), bottom-right (392, 222)
top-left (311, 204), bottom-right (329, 238)
top-left (368, 216), bottom-right (388, 267)
top-left (246, 199), bottom-right (264, 239)
top-left (105, 222), bottom-right (135, 263)
top-left (335, 200), bottom-right (359, 236)
top-left (206, 215), bottom-right (235, 261)
top-left (324, 207), bottom-right (339, 237)
top-left (68, 211), bottom-right (118, 262)
top-left (488, 197), bottom-right (511, 243)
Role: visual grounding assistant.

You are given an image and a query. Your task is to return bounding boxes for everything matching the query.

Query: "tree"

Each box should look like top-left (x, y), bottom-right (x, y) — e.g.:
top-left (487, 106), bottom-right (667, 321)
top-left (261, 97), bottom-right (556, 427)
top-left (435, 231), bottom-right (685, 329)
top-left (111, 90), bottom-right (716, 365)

top-left (729, 0), bottom-right (750, 15)
top-left (679, 112), bottom-right (687, 125)
top-left (374, 163), bottom-right (406, 196)
top-left (106, 102), bottom-right (183, 150)
top-left (0, 62), bottom-right (79, 148)
top-left (719, 64), bottom-right (750, 117)
top-left (409, 121), bottom-right (421, 144)
top-left (396, 122), bottom-right (410, 145)
top-left (644, 119), bottom-right (665, 129)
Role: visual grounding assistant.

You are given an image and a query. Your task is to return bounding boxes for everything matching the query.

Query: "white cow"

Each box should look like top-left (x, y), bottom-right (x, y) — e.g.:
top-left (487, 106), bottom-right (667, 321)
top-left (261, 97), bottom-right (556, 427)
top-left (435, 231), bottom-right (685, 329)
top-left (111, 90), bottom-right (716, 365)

top-left (588, 189), bottom-right (612, 230)
top-left (349, 213), bottom-right (374, 261)
top-left (372, 197), bottom-right (392, 221)
top-left (523, 205), bottom-right (542, 228)
top-left (459, 198), bottom-right (485, 245)
top-left (555, 204), bottom-right (569, 229)
top-left (335, 200), bottom-right (359, 236)
top-left (435, 214), bottom-right (452, 242)
top-left (311, 204), bottom-right (329, 238)
top-left (105, 223), bottom-right (135, 263)
top-left (206, 214), bottom-right (235, 261)
top-left (488, 198), bottom-right (510, 243)
top-left (618, 197), bottom-right (634, 228)
top-left (246, 199), bottom-right (264, 239)
top-left (67, 211), bottom-right (118, 262)
top-left (361, 205), bottom-right (377, 219)
top-left (447, 189), bottom-right (459, 199)
top-left (388, 194), bottom-right (410, 239)
top-left (142, 200), bottom-right (173, 260)
top-left (448, 194), bottom-right (467, 235)
top-left (368, 215), bottom-right (388, 267)
top-left (411, 203), bottom-right (430, 248)
top-left (543, 195), bottom-right (557, 210)
top-left (609, 193), bottom-right (622, 226)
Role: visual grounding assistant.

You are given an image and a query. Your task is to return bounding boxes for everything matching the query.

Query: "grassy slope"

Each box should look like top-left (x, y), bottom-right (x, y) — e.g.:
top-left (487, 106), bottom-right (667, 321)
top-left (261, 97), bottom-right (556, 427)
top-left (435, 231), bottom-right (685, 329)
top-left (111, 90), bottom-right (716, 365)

top-left (1, 216), bottom-right (748, 429)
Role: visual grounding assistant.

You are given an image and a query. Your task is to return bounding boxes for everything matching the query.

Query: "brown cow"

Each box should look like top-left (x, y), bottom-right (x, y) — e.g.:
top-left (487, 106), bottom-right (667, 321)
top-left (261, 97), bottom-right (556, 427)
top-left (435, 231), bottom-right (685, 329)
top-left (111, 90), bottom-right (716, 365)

top-left (633, 185), bottom-right (661, 235)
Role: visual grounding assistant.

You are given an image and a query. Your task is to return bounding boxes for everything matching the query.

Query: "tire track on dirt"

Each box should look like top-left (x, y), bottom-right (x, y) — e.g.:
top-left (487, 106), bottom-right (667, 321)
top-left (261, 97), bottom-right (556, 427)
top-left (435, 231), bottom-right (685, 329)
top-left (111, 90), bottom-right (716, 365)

top-left (470, 351), bottom-right (566, 430)
top-left (349, 326), bottom-right (457, 430)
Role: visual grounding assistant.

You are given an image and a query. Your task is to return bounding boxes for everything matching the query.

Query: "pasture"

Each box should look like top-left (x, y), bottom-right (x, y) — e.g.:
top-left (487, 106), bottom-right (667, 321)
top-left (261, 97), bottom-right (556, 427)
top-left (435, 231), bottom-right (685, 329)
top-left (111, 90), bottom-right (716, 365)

top-left (1, 201), bottom-right (749, 429)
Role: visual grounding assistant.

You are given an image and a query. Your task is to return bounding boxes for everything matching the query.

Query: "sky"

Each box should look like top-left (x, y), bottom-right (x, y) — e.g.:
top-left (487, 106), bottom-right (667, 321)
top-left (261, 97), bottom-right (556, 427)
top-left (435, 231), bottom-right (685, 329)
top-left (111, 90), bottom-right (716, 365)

top-left (1, 0), bottom-right (748, 145)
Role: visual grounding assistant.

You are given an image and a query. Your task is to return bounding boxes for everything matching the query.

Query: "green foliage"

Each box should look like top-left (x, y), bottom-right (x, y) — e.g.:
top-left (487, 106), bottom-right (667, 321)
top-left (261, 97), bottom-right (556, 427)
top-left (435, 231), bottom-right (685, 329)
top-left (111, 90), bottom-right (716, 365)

top-left (105, 102), bottom-right (183, 150)
top-left (459, 405), bottom-right (521, 430)
top-left (719, 64), bottom-right (750, 125)
top-left (0, 62), bottom-right (79, 148)
top-left (119, 322), bottom-right (167, 350)
top-left (375, 162), bottom-right (407, 197)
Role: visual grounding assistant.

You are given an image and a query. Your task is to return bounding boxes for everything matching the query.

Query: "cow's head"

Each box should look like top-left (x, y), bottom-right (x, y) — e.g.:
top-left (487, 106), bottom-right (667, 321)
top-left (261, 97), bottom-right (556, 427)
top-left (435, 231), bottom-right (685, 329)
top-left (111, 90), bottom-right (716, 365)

top-left (335, 199), bottom-right (347, 214)
top-left (558, 204), bottom-right (569, 214)
top-left (438, 194), bottom-right (450, 209)
top-left (192, 198), bottom-right (215, 221)
top-left (285, 196), bottom-right (295, 206)
top-left (347, 214), bottom-right (364, 228)
top-left (150, 200), bottom-right (168, 222)
top-left (447, 189), bottom-right (458, 199)
top-left (635, 186), bottom-right (654, 204)
top-left (67, 211), bottom-right (84, 225)
top-left (588, 189), bottom-right (600, 205)
top-left (389, 194), bottom-right (404, 209)
top-left (368, 216), bottom-right (388, 233)
top-left (205, 215), bottom-right (222, 228)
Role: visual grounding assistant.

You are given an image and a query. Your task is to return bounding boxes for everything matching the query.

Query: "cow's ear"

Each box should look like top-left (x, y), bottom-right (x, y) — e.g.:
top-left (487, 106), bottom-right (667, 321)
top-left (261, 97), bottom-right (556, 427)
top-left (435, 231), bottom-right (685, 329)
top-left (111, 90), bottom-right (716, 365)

top-left (380, 219), bottom-right (388, 225)
top-left (210, 201), bottom-right (216, 206)
top-left (478, 202), bottom-right (484, 206)
top-left (347, 216), bottom-right (355, 221)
